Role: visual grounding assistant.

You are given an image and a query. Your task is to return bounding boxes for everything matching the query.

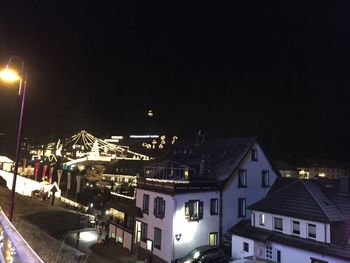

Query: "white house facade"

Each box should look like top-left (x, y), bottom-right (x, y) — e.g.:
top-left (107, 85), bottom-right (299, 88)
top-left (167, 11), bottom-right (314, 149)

top-left (135, 178), bottom-right (220, 263)
top-left (230, 177), bottom-right (350, 263)
top-left (221, 142), bottom-right (278, 234)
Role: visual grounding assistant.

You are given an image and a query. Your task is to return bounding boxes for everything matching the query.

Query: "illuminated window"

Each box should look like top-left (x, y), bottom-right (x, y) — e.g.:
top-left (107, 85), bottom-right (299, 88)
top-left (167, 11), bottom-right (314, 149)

top-left (274, 217), bottom-right (283, 231)
top-left (146, 239), bottom-right (153, 252)
top-left (238, 170), bottom-right (247, 188)
top-left (292, 221), bottom-right (300, 235)
top-left (143, 194), bottom-right (149, 214)
top-left (141, 222), bottom-right (148, 241)
top-left (154, 228), bottom-right (161, 250)
top-left (251, 149), bottom-right (258, 161)
top-left (154, 197), bottom-right (166, 219)
top-left (238, 198), bottom-right (246, 217)
top-left (259, 214), bottom-right (265, 226)
top-left (109, 208), bottom-right (125, 225)
top-left (209, 232), bottom-right (217, 247)
top-left (243, 242), bottom-right (249, 252)
top-left (308, 224), bottom-right (316, 238)
top-left (210, 199), bottom-right (218, 215)
top-left (261, 170), bottom-right (270, 187)
top-left (185, 200), bottom-right (203, 221)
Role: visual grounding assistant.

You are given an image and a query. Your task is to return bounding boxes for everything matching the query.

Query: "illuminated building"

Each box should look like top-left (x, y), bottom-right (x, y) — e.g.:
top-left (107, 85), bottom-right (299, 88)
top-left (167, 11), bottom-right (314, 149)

top-left (133, 137), bottom-right (279, 262)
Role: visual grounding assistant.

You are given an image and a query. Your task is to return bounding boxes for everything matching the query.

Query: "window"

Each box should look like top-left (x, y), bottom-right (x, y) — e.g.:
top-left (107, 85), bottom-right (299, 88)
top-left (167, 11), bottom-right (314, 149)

top-left (210, 199), bottom-right (218, 215)
top-left (124, 215), bottom-right (133, 229)
top-left (274, 217), bottom-right (283, 231)
top-left (154, 197), bottom-right (166, 219)
top-left (154, 228), bottom-right (162, 250)
top-left (266, 246), bottom-right (272, 259)
top-left (141, 222), bottom-right (148, 241)
top-left (185, 200), bottom-right (203, 221)
top-left (252, 149), bottom-right (258, 161)
top-left (277, 250), bottom-right (281, 263)
top-left (292, 221), bottom-right (300, 235)
top-left (238, 198), bottom-right (246, 217)
top-left (308, 224), bottom-right (316, 239)
top-left (261, 170), bottom-right (270, 187)
top-left (142, 194), bottom-right (149, 214)
top-left (238, 169), bottom-right (247, 187)
top-left (311, 258), bottom-right (328, 263)
top-left (146, 239), bottom-right (153, 252)
top-left (259, 214), bottom-right (265, 226)
top-left (209, 232), bottom-right (218, 247)
top-left (243, 242), bottom-right (249, 252)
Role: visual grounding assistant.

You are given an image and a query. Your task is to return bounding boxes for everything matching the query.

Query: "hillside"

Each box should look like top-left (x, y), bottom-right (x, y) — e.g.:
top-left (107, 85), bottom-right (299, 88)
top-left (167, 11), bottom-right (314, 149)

top-left (0, 186), bottom-right (85, 262)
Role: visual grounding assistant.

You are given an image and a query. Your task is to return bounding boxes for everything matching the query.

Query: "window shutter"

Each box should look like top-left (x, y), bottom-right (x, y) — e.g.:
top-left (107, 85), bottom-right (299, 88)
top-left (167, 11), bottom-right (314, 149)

top-left (154, 198), bottom-right (157, 216)
top-left (199, 201), bottom-right (203, 219)
top-left (185, 202), bottom-right (189, 219)
top-left (161, 199), bottom-right (166, 218)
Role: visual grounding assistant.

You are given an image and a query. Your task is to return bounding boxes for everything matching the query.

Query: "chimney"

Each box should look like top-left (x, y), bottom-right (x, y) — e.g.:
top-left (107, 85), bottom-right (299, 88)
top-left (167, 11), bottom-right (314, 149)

top-left (339, 176), bottom-right (350, 195)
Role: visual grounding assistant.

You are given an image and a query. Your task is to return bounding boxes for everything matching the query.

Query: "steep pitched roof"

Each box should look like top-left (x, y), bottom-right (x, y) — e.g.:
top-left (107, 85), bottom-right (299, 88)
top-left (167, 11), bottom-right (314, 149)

top-left (249, 177), bottom-right (345, 223)
top-left (157, 137), bottom-right (256, 182)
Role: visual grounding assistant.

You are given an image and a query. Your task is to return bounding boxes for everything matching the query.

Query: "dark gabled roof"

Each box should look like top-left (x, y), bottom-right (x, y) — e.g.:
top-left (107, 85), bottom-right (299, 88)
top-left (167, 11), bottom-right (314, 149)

top-left (229, 220), bottom-right (350, 261)
top-left (156, 137), bottom-right (257, 182)
top-left (249, 177), bottom-right (346, 223)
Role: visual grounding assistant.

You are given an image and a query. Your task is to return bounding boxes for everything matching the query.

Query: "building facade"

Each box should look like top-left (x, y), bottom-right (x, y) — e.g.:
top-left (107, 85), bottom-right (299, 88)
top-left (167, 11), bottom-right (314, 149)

top-left (230, 177), bottom-right (350, 263)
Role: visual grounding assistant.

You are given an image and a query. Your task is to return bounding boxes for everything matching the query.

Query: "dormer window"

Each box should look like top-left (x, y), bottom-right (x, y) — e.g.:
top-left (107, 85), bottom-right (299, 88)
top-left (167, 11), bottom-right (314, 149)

top-left (274, 217), bottom-right (283, 231)
top-left (308, 224), bottom-right (316, 239)
top-left (259, 214), bottom-right (265, 226)
top-left (251, 149), bottom-right (258, 161)
top-left (292, 221), bottom-right (300, 235)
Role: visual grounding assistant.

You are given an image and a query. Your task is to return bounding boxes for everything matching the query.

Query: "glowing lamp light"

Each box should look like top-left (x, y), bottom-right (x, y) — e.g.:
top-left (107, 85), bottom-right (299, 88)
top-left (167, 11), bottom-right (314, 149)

top-left (0, 68), bottom-right (21, 82)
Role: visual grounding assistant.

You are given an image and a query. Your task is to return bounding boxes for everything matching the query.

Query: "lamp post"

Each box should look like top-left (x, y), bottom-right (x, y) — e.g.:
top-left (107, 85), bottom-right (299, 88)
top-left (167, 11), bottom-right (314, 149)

top-left (0, 56), bottom-right (26, 222)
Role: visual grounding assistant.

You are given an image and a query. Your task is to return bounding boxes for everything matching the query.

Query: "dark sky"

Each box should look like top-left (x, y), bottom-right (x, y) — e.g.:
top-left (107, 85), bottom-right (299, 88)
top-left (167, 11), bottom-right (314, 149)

top-left (0, 1), bottom-right (350, 160)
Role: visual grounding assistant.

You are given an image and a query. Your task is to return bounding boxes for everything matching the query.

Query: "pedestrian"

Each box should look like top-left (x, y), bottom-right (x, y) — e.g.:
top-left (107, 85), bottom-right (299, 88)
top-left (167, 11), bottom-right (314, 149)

top-left (76, 231), bottom-right (80, 248)
top-left (103, 232), bottom-right (109, 246)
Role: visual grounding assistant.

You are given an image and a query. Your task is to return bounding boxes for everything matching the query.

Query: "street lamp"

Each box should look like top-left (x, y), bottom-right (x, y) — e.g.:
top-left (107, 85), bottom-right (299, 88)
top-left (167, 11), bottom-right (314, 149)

top-left (0, 56), bottom-right (27, 222)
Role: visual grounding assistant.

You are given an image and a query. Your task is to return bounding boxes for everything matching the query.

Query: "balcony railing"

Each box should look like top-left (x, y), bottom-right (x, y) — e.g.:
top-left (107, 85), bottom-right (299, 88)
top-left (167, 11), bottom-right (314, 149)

top-left (0, 207), bottom-right (43, 263)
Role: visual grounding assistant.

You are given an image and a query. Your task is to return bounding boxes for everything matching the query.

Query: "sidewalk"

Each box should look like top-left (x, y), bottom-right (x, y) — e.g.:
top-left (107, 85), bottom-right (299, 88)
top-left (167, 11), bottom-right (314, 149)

top-left (90, 240), bottom-right (144, 263)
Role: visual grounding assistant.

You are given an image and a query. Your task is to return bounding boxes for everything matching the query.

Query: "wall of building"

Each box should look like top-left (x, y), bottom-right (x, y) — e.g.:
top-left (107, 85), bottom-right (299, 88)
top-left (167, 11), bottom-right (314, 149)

top-left (173, 191), bottom-right (220, 260)
top-left (251, 210), bottom-right (330, 243)
top-left (109, 223), bottom-right (133, 250)
top-left (232, 235), bottom-right (349, 263)
top-left (136, 188), bottom-right (220, 262)
top-left (231, 235), bottom-right (254, 259)
top-left (222, 143), bottom-right (278, 233)
top-left (136, 188), bottom-right (175, 263)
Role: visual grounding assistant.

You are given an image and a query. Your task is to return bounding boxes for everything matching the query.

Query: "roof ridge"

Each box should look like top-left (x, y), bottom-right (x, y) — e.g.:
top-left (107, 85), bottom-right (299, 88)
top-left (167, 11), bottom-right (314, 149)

top-left (302, 180), bottom-right (345, 222)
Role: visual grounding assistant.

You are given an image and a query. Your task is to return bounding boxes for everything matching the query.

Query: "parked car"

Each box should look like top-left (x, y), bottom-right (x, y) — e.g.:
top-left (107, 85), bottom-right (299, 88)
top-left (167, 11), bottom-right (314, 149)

top-left (175, 245), bottom-right (229, 263)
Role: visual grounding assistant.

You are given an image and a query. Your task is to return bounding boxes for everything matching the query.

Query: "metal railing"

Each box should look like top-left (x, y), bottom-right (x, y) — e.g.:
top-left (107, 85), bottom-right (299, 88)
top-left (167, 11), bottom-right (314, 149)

top-left (0, 207), bottom-right (43, 263)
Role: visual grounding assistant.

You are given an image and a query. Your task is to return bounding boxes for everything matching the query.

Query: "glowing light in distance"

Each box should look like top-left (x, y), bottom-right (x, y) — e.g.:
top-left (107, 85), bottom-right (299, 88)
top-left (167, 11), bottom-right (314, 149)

top-left (130, 135), bottom-right (159, 138)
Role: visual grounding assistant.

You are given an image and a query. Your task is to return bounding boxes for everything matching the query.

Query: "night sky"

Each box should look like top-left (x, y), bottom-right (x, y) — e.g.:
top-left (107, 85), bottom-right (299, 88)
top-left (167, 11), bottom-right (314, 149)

top-left (0, 1), bottom-right (349, 161)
